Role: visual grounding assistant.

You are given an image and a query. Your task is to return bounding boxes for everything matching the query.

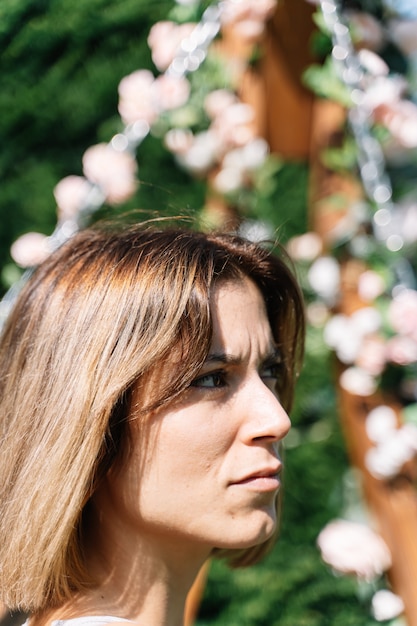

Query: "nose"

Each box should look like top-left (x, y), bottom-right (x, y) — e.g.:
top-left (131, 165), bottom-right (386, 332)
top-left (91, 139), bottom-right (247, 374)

top-left (239, 376), bottom-right (291, 445)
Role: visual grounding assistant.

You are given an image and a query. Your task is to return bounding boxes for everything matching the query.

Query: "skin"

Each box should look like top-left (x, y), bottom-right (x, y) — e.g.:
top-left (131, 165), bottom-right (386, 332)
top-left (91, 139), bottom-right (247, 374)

top-left (37, 277), bottom-right (291, 626)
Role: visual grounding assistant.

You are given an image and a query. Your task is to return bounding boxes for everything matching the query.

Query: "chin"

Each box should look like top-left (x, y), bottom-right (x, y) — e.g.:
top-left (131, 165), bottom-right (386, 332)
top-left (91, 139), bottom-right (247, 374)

top-left (219, 512), bottom-right (277, 550)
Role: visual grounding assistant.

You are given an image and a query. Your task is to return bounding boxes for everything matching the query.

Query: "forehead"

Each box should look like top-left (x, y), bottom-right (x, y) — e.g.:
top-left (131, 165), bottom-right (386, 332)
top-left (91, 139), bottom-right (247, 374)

top-left (210, 278), bottom-right (274, 357)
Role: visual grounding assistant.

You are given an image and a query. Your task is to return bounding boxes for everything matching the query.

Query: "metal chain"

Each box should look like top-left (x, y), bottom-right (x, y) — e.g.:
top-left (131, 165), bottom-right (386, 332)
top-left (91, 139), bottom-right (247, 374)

top-left (0, 2), bottom-right (224, 326)
top-left (319, 0), bottom-right (403, 252)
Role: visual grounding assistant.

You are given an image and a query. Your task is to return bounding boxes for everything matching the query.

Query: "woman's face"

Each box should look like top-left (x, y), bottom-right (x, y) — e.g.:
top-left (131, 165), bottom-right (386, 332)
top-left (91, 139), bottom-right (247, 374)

top-left (103, 277), bottom-right (291, 558)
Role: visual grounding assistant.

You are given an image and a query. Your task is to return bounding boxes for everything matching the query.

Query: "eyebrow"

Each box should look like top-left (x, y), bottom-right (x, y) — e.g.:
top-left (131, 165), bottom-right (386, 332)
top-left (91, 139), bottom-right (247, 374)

top-left (205, 347), bottom-right (282, 366)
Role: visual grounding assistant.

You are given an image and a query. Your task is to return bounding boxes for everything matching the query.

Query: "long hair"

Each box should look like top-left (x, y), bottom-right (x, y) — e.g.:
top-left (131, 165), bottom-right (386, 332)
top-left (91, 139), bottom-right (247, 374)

top-left (0, 221), bottom-right (305, 612)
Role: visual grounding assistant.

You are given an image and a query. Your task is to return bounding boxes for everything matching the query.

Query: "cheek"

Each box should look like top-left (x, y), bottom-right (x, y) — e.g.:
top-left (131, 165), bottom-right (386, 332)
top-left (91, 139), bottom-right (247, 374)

top-left (149, 408), bottom-right (235, 478)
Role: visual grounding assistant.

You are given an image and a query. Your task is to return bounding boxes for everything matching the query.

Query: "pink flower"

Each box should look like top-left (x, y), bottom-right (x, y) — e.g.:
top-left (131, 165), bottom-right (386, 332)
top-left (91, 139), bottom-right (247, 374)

top-left (176, 130), bottom-right (221, 174)
top-left (212, 166), bottom-right (245, 194)
top-left (239, 137), bottom-right (269, 171)
top-left (164, 128), bottom-right (194, 154)
top-left (82, 143), bottom-right (138, 204)
top-left (10, 232), bottom-right (50, 268)
top-left (371, 590), bottom-right (404, 621)
top-left (388, 19), bottom-right (417, 56)
top-left (317, 519), bottom-right (392, 581)
top-left (220, 0), bottom-right (276, 41)
top-left (306, 302), bottom-right (330, 328)
top-left (147, 21), bottom-right (195, 72)
top-left (363, 75), bottom-right (407, 110)
top-left (347, 10), bottom-right (386, 51)
top-left (118, 70), bottom-right (157, 126)
top-left (388, 288), bottom-right (417, 337)
top-left (287, 232), bottom-right (323, 262)
top-left (152, 74), bottom-right (190, 111)
top-left (307, 257), bottom-right (341, 302)
top-left (118, 71), bottom-right (190, 126)
top-left (324, 314), bottom-right (361, 363)
top-left (386, 334), bottom-right (417, 365)
top-left (366, 405), bottom-right (398, 443)
top-left (339, 366), bottom-right (377, 396)
top-left (374, 100), bottom-right (417, 148)
top-left (53, 175), bottom-right (93, 221)
top-left (218, 138), bottom-right (269, 182)
top-left (356, 335), bottom-right (386, 376)
top-left (211, 102), bottom-right (256, 149)
top-left (357, 270), bottom-right (385, 301)
top-left (204, 90), bottom-right (238, 119)
top-left (221, 0), bottom-right (277, 25)
top-left (358, 49), bottom-right (389, 76)
top-left (365, 425), bottom-right (417, 480)
top-left (324, 308), bottom-right (382, 365)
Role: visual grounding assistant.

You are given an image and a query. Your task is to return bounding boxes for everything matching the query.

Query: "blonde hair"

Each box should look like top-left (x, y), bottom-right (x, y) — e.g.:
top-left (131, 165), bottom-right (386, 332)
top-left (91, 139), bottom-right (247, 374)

top-left (0, 221), bottom-right (304, 612)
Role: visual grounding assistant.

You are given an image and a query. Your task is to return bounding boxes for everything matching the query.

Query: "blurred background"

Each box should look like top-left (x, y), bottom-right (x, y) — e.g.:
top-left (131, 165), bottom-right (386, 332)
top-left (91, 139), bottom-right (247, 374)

top-left (2, 0), bottom-right (417, 624)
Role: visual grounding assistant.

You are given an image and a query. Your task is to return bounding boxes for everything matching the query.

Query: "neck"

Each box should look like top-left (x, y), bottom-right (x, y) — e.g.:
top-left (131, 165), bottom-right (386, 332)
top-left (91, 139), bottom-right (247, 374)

top-left (79, 531), bottom-right (207, 626)
top-left (34, 502), bottom-right (210, 626)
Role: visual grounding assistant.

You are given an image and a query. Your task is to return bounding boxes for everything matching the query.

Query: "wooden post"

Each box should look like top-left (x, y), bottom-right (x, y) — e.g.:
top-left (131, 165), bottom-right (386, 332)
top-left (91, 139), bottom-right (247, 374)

top-left (309, 95), bottom-right (417, 625)
top-left (261, 0), bottom-right (316, 160)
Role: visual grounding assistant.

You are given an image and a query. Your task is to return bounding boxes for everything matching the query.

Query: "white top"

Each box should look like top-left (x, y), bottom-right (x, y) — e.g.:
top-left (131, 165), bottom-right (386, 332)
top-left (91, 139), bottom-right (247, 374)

top-left (23, 617), bottom-right (133, 626)
top-left (52, 619), bottom-right (133, 626)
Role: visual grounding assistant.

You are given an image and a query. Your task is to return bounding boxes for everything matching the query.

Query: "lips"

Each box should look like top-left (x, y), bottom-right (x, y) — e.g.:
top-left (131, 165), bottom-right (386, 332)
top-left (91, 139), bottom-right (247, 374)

top-left (231, 462), bottom-right (282, 485)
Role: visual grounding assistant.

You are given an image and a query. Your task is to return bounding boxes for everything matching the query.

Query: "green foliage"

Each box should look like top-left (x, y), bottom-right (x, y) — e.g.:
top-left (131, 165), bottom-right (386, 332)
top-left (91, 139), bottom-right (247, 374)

top-left (302, 57), bottom-right (353, 108)
top-left (0, 0), bottom-right (180, 279)
top-left (0, 1), bottom-right (377, 624)
top-left (321, 136), bottom-right (359, 173)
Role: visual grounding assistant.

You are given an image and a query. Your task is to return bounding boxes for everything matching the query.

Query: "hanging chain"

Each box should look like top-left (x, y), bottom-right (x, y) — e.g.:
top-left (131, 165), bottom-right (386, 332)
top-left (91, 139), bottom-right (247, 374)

top-left (319, 1), bottom-right (404, 251)
top-left (0, 2), bottom-right (224, 326)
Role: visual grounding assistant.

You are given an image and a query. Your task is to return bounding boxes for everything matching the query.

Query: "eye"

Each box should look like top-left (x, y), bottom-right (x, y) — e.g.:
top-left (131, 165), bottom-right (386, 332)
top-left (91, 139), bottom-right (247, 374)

top-left (261, 362), bottom-right (282, 380)
top-left (260, 361), bottom-right (285, 392)
top-left (190, 371), bottom-right (227, 389)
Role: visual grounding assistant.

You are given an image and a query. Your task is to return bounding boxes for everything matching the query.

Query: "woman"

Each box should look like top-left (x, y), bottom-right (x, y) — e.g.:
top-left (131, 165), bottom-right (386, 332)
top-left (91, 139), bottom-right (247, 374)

top-left (0, 221), bottom-right (304, 626)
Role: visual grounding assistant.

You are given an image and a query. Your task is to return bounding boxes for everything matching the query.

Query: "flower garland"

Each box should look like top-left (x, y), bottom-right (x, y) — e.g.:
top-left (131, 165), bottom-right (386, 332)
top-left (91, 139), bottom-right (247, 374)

top-left (1, 0), bottom-right (278, 325)
top-left (295, 0), bottom-right (417, 621)
top-left (309, 0), bottom-right (417, 470)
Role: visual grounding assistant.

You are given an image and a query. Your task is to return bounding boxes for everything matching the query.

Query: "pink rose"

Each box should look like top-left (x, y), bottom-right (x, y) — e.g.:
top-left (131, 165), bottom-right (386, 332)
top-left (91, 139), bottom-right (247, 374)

top-left (358, 49), bottom-right (389, 76)
top-left (10, 232), bottom-right (50, 268)
top-left (356, 335), bottom-right (386, 376)
top-left (317, 519), bottom-right (392, 581)
top-left (373, 99), bottom-right (417, 148)
top-left (366, 405), bottom-right (398, 444)
top-left (363, 75), bottom-right (407, 110)
top-left (388, 19), bottom-right (417, 56)
top-left (218, 0), bottom-right (280, 43)
top-left (82, 143), bottom-right (138, 204)
top-left (212, 166), bottom-right (245, 194)
top-left (386, 334), bottom-right (417, 365)
top-left (388, 288), bottom-right (417, 337)
top-left (221, 0), bottom-right (276, 28)
top-left (147, 21), bottom-right (195, 72)
top-left (347, 10), bottom-right (386, 51)
top-left (164, 128), bottom-right (194, 155)
top-left (371, 590), bottom-right (404, 621)
top-left (53, 175), bottom-right (93, 221)
top-left (287, 232), bottom-right (323, 262)
top-left (152, 74), bottom-right (190, 111)
top-left (211, 102), bottom-right (256, 149)
top-left (307, 257), bottom-right (341, 302)
top-left (365, 425), bottom-right (417, 479)
top-left (306, 302), bottom-right (330, 328)
top-left (357, 270), bottom-right (385, 301)
top-left (118, 70), bottom-right (158, 126)
top-left (339, 366), bottom-right (377, 396)
top-left (176, 130), bottom-right (221, 174)
top-left (204, 90), bottom-right (238, 119)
